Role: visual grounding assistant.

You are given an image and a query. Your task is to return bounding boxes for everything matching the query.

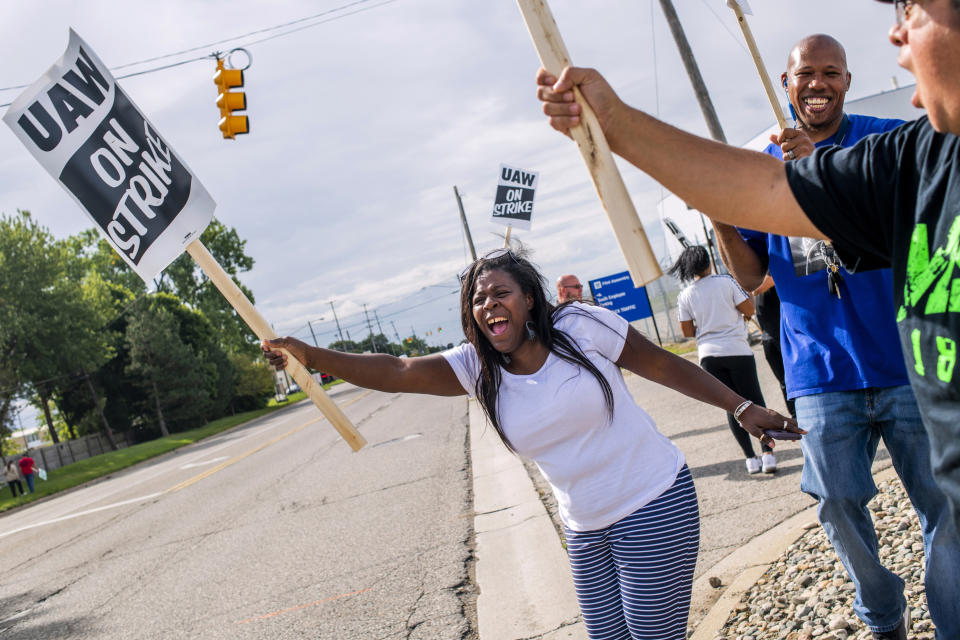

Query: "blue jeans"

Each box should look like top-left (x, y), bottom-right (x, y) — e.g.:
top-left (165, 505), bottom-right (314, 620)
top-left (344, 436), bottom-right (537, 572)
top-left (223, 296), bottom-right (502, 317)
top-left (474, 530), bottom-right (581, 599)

top-left (24, 472), bottom-right (34, 493)
top-left (796, 386), bottom-right (960, 638)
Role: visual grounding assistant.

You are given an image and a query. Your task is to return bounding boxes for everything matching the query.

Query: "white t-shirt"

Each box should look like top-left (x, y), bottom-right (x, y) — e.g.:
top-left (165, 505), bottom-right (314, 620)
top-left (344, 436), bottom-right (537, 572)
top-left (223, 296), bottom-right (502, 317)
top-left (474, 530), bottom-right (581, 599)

top-left (443, 302), bottom-right (684, 532)
top-left (677, 275), bottom-right (753, 359)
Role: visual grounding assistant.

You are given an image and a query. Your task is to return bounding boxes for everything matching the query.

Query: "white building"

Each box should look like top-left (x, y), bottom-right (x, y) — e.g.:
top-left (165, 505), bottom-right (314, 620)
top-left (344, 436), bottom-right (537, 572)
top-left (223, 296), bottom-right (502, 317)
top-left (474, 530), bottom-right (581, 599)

top-left (658, 84), bottom-right (920, 262)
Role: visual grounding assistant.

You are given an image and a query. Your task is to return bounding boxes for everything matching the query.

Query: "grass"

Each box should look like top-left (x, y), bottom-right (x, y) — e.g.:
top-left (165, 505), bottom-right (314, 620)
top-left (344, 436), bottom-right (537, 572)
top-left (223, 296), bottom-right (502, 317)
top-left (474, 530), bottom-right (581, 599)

top-left (662, 341), bottom-right (697, 356)
top-left (0, 380), bottom-right (344, 514)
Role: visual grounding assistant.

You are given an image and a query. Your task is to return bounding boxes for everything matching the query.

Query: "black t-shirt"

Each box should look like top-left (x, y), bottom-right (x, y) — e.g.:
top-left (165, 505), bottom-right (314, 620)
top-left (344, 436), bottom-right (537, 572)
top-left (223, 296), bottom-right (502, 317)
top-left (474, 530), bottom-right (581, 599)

top-left (785, 116), bottom-right (960, 501)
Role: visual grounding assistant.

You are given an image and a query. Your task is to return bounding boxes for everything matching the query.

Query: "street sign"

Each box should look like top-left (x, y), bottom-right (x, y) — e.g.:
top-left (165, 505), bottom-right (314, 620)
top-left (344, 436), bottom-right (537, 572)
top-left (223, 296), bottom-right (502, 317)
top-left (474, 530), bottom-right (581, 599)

top-left (588, 271), bottom-right (653, 322)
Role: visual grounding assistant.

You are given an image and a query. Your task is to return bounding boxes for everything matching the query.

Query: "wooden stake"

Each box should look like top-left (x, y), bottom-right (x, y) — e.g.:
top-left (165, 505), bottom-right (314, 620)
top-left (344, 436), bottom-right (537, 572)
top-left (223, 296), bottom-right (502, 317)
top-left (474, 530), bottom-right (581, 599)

top-left (186, 240), bottom-right (366, 452)
top-left (503, 225), bottom-right (512, 249)
top-left (729, 3), bottom-right (787, 130)
top-left (515, 0), bottom-right (662, 287)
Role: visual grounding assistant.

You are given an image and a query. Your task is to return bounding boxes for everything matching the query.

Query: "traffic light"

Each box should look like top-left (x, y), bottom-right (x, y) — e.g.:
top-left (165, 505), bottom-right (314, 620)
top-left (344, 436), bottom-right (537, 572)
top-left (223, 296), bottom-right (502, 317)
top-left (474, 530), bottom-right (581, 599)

top-left (213, 59), bottom-right (248, 139)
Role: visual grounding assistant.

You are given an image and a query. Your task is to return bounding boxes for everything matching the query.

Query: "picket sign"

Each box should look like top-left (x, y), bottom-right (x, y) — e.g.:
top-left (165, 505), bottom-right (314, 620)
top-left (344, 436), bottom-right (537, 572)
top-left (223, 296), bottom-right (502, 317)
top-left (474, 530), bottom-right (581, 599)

top-left (514, 0), bottom-right (661, 287)
top-left (727, 1), bottom-right (788, 129)
top-left (3, 30), bottom-right (364, 452)
top-left (187, 241), bottom-right (366, 452)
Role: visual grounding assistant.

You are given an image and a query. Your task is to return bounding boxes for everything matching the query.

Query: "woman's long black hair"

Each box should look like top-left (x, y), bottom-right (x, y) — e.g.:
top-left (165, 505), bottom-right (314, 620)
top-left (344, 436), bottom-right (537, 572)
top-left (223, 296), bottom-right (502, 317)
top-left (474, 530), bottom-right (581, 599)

top-left (459, 250), bottom-right (615, 452)
top-left (667, 245), bottom-right (711, 283)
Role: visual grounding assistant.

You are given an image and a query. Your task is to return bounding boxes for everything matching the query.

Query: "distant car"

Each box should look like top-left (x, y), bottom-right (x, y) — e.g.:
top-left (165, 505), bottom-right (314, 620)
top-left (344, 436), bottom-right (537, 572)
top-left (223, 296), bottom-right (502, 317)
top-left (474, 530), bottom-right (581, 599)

top-left (320, 373), bottom-right (336, 385)
top-left (287, 383), bottom-right (301, 394)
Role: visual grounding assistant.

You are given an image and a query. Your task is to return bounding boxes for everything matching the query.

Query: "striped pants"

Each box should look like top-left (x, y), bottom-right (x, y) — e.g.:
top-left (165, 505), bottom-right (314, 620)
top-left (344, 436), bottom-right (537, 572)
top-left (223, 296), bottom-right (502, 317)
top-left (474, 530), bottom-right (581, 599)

top-left (564, 466), bottom-right (700, 639)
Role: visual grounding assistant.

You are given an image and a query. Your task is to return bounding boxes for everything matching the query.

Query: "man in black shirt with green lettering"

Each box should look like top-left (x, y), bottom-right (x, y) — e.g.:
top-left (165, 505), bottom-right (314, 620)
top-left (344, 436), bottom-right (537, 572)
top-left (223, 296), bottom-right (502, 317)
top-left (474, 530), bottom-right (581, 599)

top-left (535, 0), bottom-right (960, 611)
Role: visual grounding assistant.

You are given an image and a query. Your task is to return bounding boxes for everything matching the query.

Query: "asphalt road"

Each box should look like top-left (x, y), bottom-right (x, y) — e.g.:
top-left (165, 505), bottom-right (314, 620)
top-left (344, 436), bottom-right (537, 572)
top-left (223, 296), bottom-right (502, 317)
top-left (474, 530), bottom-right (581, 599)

top-left (0, 385), bottom-right (477, 640)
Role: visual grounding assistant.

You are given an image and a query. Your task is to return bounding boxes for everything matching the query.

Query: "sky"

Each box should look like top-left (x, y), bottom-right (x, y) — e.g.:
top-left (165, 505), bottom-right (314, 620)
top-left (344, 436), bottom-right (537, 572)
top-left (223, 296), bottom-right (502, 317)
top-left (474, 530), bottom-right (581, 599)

top-left (0, 0), bottom-right (916, 354)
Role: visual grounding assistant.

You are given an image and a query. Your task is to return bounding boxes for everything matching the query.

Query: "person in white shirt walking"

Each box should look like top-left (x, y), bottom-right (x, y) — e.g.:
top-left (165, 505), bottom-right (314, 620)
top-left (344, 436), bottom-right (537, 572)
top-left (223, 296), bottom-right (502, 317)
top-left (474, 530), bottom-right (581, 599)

top-left (672, 245), bottom-right (775, 474)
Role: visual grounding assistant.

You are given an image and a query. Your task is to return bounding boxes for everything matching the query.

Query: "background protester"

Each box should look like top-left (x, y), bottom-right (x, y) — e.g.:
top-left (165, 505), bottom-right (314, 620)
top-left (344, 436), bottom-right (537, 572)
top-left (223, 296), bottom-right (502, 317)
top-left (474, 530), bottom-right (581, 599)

top-left (671, 245), bottom-right (774, 474)
top-left (4, 460), bottom-right (23, 499)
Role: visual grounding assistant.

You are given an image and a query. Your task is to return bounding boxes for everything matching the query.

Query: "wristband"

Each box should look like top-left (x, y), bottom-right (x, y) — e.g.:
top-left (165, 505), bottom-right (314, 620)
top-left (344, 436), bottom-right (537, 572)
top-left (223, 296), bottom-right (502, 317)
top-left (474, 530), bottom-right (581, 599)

top-left (733, 400), bottom-right (754, 424)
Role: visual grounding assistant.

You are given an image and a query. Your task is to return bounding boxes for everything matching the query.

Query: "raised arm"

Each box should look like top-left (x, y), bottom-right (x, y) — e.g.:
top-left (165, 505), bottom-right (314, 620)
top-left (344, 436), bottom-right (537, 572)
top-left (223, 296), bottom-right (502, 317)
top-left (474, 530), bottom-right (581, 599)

top-left (615, 326), bottom-right (801, 443)
top-left (536, 67), bottom-right (826, 240)
top-left (262, 337), bottom-right (465, 397)
top-left (712, 223), bottom-right (768, 291)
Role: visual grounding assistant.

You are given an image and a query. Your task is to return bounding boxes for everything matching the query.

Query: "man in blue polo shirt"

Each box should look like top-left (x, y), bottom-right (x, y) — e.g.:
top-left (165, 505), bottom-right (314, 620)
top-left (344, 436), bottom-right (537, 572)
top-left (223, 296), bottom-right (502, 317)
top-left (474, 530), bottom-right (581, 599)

top-left (707, 35), bottom-right (957, 640)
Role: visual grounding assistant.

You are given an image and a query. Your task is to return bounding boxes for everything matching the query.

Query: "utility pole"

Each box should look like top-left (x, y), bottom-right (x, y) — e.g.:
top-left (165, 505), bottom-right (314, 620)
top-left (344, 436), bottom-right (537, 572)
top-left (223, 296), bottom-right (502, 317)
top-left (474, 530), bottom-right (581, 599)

top-left (657, 0), bottom-right (724, 273)
top-left (329, 301), bottom-right (346, 350)
top-left (390, 320), bottom-right (404, 346)
top-left (373, 310), bottom-right (394, 355)
top-left (307, 320), bottom-right (319, 347)
top-left (362, 304), bottom-right (378, 353)
top-left (453, 185), bottom-right (477, 261)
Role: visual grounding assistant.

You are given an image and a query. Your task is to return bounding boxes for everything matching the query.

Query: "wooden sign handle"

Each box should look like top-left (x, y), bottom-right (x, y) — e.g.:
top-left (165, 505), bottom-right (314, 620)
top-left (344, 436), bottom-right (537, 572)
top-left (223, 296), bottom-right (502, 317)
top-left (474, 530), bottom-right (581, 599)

top-left (729, 3), bottom-right (788, 130)
top-left (515, 0), bottom-right (662, 287)
top-left (186, 240), bottom-right (366, 452)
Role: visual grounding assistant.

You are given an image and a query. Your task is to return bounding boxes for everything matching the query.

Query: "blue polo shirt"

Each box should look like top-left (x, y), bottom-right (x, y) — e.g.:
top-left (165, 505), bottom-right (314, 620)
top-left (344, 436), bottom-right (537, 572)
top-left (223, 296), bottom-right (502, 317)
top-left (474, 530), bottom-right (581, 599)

top-left (739, 113), bottom-right (909, 399)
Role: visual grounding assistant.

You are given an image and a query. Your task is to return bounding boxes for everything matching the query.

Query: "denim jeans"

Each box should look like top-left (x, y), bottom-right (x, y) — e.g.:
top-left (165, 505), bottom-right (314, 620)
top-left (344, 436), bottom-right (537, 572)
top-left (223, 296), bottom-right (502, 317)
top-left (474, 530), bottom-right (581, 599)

top-left (796, 385), bottom-right (960, 638)
top-left (24, 472), bottom-right (34, 493)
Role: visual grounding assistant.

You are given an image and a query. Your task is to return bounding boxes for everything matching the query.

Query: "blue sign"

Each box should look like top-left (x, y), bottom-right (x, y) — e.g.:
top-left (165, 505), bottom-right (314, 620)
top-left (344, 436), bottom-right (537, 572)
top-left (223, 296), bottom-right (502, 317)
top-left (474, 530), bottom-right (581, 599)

top-left (588, 271), bottom-right (653, 322)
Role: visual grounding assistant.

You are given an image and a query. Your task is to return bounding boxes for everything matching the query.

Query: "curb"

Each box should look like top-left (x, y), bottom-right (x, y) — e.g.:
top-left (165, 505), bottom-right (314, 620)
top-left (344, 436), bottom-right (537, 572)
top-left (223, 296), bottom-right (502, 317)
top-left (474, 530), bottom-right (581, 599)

top-left (469, 399), bottom-right (587, 640)
top-left (689, 465), bottom-right (900, 640)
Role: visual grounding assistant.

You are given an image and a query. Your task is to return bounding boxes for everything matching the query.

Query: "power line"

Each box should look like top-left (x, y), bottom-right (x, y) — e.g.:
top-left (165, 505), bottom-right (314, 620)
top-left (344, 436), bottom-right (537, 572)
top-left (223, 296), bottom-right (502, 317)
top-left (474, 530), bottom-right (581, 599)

top-left (110, 0), bottom-right (390, 71)
top-left (280, 287), bottom-right (460, 345)
top-left (0, 0), bottom-right (398, 107)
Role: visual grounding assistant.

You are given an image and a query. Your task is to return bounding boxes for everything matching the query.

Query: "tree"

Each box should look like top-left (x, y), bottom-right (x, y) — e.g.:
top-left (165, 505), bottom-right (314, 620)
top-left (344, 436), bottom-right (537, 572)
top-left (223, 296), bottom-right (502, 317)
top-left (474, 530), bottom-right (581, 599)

top-left (154, 219), bottom-right (258, 354)
top-left (64, 229), bottom-right (146, 296)
top-left (125, 301), bottom-right (209, 437)
top-left (0, 211), bottom-right (113, 447)
top-left (230, 352), bottom-right (274, 412)
top-left (327, 339), bottom-right (362, 353)
top-left (402, 335), bottom-right (432, 356)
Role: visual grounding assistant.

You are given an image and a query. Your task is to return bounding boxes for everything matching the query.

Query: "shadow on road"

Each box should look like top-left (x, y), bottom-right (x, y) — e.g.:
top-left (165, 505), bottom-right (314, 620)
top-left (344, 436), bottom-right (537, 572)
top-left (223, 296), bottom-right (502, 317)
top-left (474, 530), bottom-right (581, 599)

top-left (688, 446), bottom-right (805, 482)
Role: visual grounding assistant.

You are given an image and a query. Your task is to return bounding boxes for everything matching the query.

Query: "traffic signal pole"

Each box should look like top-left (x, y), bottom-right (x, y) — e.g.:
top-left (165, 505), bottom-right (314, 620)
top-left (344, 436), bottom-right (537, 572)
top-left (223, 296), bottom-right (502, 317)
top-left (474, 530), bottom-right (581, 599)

top-left (213, 56), bottom-right (249, 139)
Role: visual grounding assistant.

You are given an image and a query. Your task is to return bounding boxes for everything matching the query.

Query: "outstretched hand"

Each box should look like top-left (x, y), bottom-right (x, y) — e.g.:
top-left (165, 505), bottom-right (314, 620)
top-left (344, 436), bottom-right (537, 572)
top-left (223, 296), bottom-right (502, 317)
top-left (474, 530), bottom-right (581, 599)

top-left (535, 66), bottom-right (623, 137)
top-left (770, 127), bottom-right (815, 161)
top-left (261, 336), bottom-right (309, 371)
top-left (737, 405), bottom-right (805, 449)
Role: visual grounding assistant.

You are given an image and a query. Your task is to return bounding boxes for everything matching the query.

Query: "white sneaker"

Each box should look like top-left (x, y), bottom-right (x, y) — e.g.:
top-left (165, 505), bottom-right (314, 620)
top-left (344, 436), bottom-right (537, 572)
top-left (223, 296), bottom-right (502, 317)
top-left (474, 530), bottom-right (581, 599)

top-left (762, 452), bottom-right (777, 474)
top-left (746, 456), bottom-right (762, 474)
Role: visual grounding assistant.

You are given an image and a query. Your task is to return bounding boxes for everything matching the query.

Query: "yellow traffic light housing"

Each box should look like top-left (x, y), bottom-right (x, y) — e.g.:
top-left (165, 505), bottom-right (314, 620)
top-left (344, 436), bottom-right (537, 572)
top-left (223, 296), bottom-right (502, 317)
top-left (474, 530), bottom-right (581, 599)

top-left (214, 59), bottom-right (248, 139)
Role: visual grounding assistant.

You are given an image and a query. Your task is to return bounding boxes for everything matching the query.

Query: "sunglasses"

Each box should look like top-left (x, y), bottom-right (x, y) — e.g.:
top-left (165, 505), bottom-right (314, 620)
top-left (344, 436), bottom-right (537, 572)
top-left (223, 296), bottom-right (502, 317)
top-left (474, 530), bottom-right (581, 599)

top-left (458, 249), bottom-right (522, 282)
top-left (894, 0), bottom-right (915, 27)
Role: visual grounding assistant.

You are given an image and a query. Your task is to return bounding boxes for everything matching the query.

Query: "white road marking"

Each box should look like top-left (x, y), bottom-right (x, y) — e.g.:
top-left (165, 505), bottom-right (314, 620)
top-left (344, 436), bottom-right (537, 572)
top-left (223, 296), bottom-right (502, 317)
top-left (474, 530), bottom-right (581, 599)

top-left (180, 456), bottom-right (229, 469)
top-left (0, 492), bottom-right (164, 540)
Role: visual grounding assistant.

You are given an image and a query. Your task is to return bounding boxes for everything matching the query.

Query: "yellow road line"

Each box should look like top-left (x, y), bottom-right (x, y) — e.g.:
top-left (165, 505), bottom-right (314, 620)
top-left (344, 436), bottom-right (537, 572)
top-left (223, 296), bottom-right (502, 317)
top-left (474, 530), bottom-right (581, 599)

top-left (166, 389), bottom-right (374, 493)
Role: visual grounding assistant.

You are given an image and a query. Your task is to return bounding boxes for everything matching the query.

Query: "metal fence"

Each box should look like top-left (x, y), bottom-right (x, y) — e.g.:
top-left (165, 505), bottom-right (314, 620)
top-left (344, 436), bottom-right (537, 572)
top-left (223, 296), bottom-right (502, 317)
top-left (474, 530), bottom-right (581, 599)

top-left (25, 431), bottom-right (134, 472)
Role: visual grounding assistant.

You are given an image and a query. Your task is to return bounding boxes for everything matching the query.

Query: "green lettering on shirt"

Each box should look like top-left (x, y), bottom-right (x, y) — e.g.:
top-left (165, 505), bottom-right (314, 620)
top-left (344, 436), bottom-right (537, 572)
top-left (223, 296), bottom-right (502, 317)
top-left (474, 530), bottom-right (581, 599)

top-left (901, 217), bottom-right (960, 316)
top-left (911, 328), bottom-right (926, 376)
top-left (937, 336), bottom-right (957, 383)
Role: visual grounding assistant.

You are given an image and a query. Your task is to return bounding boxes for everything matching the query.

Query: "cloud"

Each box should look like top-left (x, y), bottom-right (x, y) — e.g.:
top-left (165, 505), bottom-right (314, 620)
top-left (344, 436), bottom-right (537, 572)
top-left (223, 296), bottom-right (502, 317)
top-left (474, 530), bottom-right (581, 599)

top-left (1, 0), bottom-right (907, 348)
